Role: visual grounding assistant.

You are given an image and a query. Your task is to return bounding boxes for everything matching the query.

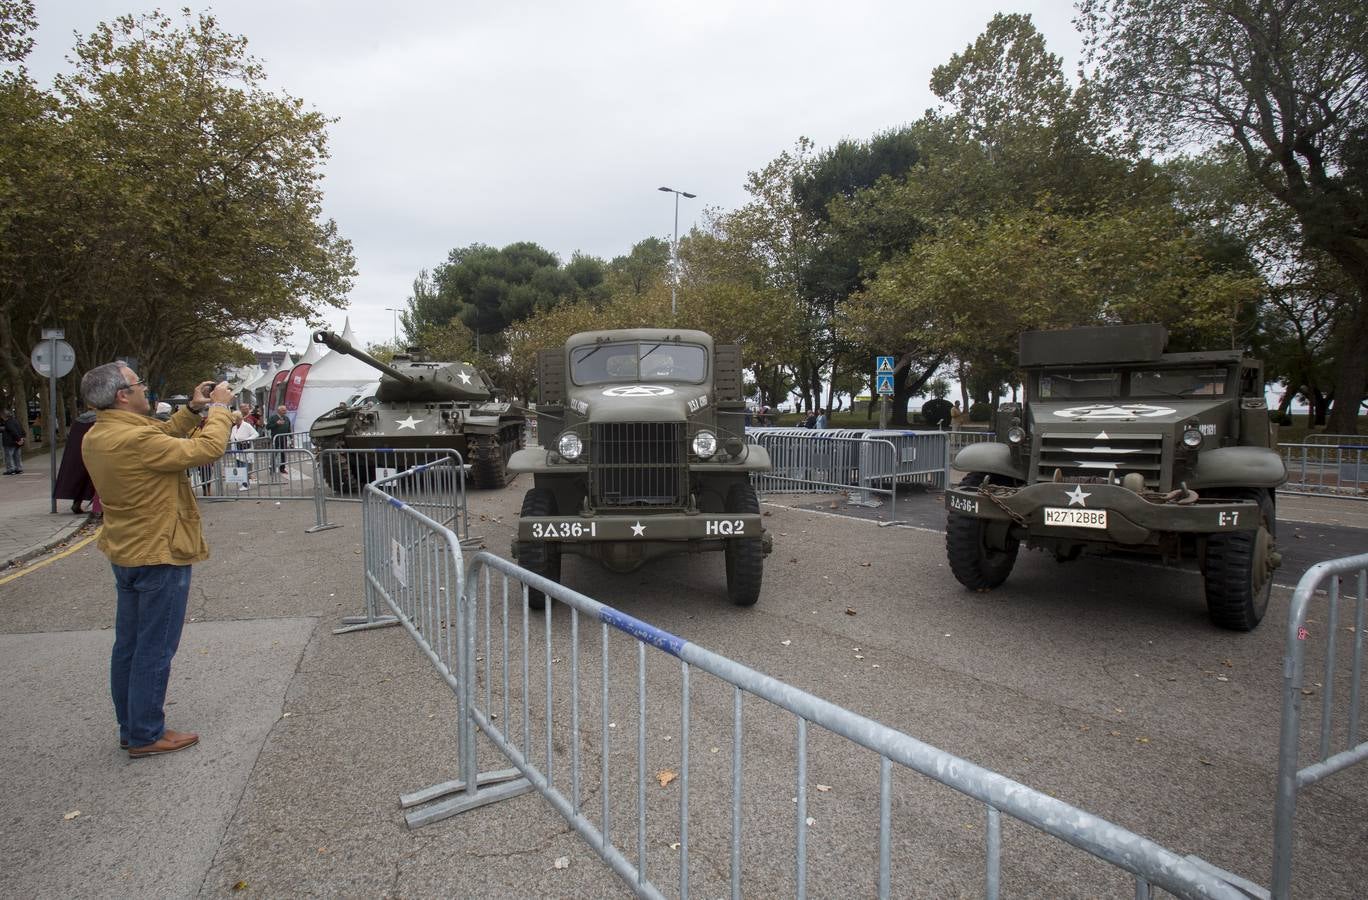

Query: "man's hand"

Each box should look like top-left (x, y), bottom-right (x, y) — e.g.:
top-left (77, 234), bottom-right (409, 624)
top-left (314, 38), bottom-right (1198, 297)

top-left (189, 381), bottom-right (215, 412)
top-left (209, 381), bottom-right (233, 405)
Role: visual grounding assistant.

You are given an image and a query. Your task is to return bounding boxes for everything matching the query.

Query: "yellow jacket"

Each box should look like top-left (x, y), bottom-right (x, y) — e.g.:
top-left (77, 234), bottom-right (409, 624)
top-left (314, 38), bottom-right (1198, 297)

top-left (83, 406), bottom-right (232, 567)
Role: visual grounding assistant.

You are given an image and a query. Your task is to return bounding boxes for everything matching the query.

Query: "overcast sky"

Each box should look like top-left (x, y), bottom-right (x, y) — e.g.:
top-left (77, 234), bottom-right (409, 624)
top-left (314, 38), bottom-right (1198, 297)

top-left (26, 1), bottom-right (1085, 355)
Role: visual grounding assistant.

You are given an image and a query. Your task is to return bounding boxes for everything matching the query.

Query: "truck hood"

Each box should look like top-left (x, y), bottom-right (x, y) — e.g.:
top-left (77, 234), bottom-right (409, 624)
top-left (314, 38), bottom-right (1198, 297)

top-left (572, 383), bottom-right (709, 423)
top-left (1032, 398), bottom-right (1229, 429)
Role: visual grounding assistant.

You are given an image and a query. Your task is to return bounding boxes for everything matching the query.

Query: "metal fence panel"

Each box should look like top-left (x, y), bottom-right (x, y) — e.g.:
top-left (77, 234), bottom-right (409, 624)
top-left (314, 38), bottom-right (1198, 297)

top-left (1271, 554), bottom-right (1368, 898)
top-left (315, 447), bottom-right (469, 540)
top-left (1278, 443), bottom-right (1368, 499)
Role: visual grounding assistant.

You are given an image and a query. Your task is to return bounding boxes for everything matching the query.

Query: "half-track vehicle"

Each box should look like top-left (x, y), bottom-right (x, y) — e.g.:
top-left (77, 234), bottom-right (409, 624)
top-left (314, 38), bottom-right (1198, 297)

top-left (307, 331), bottom-right (525, 492)
top-left (944, 324), bottom-right (1286, 630)
top-left (510, 328), bottom-right (773, 607)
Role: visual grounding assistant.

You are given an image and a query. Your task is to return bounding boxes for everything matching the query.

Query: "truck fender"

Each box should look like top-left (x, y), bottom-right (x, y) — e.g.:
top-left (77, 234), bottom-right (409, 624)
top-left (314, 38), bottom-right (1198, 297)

top-left (1189, 446), bottom-right (1287, 490)
top-left (508, 447), bottom-right (549, 474)
top-left (952, 442), bottom-right (1025, 482)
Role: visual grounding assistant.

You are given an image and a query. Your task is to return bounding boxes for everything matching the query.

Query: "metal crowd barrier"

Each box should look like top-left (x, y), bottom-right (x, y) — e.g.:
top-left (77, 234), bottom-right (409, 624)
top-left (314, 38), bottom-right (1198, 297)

top-left (1271, 553), bottom-right (1368, 898)
top-left (334, 457), bottom-right (472, 634)
top-left (948, 430), bottom-right (996, 457)
top-left (315, 447), bottom-right (468, 541)
top-left (1278, 442), bottom-right (1368, 499)
top-left (1300, 433), bottom-right (1367, 446)
top-left (272, 429), bottom-right (313, 451)
top-left (361, 530), bottom-right (1246, 898)
top-left (388, 547), bottom-right (1253, 897)
top-left (189, 447), bottom-right (335, 531)
top-left (751, 432), bottom-right (902, 519)
top-left (862, 429), bottom-right (950, 490)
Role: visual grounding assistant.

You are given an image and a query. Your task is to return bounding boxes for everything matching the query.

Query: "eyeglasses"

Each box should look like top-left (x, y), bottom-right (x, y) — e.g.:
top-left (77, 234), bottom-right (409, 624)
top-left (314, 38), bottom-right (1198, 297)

top-left (120, 378), bottom-right (146, 391)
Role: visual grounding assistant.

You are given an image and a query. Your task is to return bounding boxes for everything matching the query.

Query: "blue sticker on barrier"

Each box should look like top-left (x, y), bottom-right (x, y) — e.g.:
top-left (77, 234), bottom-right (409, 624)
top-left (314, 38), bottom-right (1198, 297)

top-left (599, 607), bottom-right (686, 657)
top-left (387, 496), bottom-right (408, 510)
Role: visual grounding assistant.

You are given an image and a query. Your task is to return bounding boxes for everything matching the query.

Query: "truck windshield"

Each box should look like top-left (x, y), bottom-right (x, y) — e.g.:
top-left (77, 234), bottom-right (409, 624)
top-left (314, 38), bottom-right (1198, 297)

top-left (1131, 369), bottom-right (1227, 398)
top-left (1038, 372), bottom-right (1121, 399)
top-left (571, 342), bottom-right (708, 385)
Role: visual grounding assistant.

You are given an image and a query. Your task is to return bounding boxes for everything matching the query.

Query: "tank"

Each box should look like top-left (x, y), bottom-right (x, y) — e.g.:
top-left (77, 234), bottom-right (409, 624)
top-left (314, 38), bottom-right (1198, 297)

top-left (307, 331), bottom-right (526, 491)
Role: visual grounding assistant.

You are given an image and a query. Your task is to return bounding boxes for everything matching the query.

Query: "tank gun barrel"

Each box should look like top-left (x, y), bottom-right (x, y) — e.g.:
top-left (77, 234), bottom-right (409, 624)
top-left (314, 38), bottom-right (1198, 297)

top-left (313, 330), bottom-right (414, 384)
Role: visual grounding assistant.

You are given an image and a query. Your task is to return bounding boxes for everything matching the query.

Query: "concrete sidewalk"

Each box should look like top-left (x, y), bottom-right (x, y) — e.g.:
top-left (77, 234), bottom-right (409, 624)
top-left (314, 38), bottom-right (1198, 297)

top-left (0, 443), bottom-right (93, 571)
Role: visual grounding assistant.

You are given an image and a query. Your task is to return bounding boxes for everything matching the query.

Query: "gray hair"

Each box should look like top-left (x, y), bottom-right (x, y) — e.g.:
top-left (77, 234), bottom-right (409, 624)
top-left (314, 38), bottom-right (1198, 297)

top-left (81, 362), bottom-right (130, 410)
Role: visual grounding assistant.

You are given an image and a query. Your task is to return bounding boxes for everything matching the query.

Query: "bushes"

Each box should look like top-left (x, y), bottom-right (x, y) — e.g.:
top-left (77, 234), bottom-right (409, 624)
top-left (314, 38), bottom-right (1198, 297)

top-left (969, 401), bottom-right (993, 423)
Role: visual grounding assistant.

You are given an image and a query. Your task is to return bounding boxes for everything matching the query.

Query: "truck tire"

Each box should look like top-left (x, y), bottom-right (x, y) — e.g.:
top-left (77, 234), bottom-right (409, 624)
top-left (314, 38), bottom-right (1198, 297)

top-left (724, 483), bottom-right (763, 607)
top-left (946, 473), bottom-right (1019, 590)
top-left (517, 488), bottom-right (560, 610)
top-left (1202, 489), bottom-right (1276, 631)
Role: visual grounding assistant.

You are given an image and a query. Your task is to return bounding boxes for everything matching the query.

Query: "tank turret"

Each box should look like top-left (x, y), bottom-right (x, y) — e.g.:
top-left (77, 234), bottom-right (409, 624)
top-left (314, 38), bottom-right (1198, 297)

top-left (313, 331), bottom-right (493, 403)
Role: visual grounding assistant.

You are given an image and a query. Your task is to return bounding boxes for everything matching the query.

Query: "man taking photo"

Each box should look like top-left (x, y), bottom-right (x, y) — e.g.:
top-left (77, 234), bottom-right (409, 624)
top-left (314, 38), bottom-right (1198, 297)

top-left (80, 363), bottom-right (234, 758)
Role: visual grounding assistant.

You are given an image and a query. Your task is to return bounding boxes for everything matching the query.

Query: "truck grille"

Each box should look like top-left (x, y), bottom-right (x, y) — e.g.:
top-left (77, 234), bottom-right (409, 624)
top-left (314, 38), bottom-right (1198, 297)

top-left (591, 423), bottom-right (687, 508)
top-left (1036, 431), bottom-right (1165, 489)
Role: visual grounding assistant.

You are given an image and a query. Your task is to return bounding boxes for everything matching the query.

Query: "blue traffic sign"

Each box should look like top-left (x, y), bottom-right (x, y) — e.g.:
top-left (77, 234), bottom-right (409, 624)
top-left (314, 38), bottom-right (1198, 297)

top-left (875, 374), bottom-right (895, 395)
top-left (876, 356), bottom-right (895, 374)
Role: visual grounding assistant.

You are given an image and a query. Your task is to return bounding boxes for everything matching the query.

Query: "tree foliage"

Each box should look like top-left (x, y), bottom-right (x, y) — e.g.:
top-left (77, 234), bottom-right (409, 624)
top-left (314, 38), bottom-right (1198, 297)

top-left (1080, 0), bottom-right (1368, 429)
top-left (0, 8), bottom-right (354, 425)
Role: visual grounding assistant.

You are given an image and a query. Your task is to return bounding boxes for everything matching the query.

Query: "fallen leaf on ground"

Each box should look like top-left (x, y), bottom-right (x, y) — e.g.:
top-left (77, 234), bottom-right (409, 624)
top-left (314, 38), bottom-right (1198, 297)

top-left (553, 856), bottom-right (570, 870)
top-left (845, 607), bottom-right (857, 616)
top-left (670, 842), bottom-right (680, 850)
top-left (232, 882), bottom-right (248, 892)
top-left (781, 640), bottom-right (791, 646)
top-left (657, 770), bottom-right (678, 788)
top-left (805, 817), bottom-right (816, 827)
top-left (63, 810), bottom-right (80, 820)
top-left (816, 784), bottom-right (831, 792)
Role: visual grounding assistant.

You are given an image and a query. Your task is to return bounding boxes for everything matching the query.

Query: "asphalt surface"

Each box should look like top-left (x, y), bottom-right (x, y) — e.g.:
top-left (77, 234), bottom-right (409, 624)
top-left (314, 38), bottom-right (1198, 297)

top-left (1, 473), bottom-right (1365, 898)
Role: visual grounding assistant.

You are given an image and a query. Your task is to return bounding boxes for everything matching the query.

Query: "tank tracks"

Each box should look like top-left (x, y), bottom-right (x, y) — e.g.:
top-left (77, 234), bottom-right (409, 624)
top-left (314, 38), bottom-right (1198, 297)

top-left (468, 421), bottom-right (525, 489)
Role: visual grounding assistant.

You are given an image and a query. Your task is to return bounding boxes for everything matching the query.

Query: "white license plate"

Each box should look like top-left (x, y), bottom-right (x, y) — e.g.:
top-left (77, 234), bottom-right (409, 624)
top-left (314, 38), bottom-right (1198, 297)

top-left (1043, 507), bottom-right (1108, 529)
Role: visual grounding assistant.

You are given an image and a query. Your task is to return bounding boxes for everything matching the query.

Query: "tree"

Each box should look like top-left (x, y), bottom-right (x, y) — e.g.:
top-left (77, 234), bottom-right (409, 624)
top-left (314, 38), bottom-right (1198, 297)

top-left (1, 9), bottom-right (354, 424)
top-left (427, 242), bottom-right (603, 342)
top-left (606, 237), bottom-right (670, 296)
top-left (1080, 0), bottom-right (1368, 431)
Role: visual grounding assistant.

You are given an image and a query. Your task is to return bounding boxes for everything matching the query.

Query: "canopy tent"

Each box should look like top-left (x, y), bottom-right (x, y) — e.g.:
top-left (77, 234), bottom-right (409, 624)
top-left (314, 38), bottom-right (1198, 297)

top-left (241, 361), bottom-right (278, 409)
top-left (279, 337), bottom-right (326, 428)
top-left (292, 318), bottom-right (383, 433)
top-left (229, 365), bottom-right (262, 401)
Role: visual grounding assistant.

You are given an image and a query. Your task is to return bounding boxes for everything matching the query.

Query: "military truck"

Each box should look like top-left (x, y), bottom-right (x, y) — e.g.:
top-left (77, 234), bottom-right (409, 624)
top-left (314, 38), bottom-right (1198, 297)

top-left (510, 328), bottom-right (773, 607)
top-left (944, 324), bottom-right (1286, 630)
top-left (308, 331), bottom-right (525, 492)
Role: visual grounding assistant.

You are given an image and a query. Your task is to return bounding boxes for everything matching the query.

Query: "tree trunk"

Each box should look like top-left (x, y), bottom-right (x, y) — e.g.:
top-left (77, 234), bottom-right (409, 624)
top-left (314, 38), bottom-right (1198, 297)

top-left (1326, 292), bottom-right (1368, 434)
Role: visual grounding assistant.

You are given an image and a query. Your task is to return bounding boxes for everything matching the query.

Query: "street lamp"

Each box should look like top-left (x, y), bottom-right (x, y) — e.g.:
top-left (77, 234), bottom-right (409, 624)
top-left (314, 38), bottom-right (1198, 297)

top-left (658, 186), bottom-right (696, 318)
top-left (384, 307), bottom-right (400, 346)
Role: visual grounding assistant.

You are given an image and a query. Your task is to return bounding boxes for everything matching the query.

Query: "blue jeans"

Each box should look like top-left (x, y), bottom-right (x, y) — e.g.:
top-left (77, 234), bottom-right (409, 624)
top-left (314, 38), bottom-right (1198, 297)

top-left (3, 445), bottom-right (21, 471)
top-left (110, 564), bottom-right (192, 746)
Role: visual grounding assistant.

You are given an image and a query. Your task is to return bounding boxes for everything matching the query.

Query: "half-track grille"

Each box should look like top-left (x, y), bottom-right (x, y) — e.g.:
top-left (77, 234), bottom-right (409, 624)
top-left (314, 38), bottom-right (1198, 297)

top-left (591, 422), bottom-right (687, 508)
top-left (1036, 431), bottom-right (1165, 489)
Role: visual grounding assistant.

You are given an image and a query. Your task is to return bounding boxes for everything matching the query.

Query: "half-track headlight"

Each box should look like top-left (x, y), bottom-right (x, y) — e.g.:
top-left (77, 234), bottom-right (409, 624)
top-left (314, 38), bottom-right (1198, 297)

top-left (691, 430), bottom-right (718, 459)
top-left (558, 432), bottom-right (583, 460)
top-left (1181, 427), bottom-right (1204, 449)
top-left (1007, 425), bottom-right (1026, 444)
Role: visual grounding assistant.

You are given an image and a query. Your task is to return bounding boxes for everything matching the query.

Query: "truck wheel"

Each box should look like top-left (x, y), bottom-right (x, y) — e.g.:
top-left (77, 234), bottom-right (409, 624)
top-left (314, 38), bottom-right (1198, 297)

top-left (946, 473), bottom-right (1019, 590)
top-left (724, 483), bottom-right (764, 607)
top-left (1202, 489), bottom-right (1276, 631)
top-left (517, 488), bottom-right (560, 610)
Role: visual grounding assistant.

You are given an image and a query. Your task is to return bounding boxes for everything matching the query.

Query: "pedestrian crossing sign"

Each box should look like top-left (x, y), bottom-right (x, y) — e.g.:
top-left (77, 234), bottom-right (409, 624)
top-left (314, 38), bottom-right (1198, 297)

top-left (876, 374), bottom-right (895, 395)
top-left (876, 356), bottom-right (894, 374)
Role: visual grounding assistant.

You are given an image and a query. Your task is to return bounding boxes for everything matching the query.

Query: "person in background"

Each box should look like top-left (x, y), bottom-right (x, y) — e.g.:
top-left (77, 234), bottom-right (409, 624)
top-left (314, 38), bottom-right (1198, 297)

top-left (54, 408), bottom-right (98, 514)
top-left (80, 364), bottom-right (233, 758)
top-left (265, 404), bottom-right (291, 474)
top-left (230, 410), bottom-right (258, 491)
top-left (950, 400), bottom-right (965, 431)
top-left (815, 407), bottom-right (829, 430)
top-left (803, 408), bottom-right (818, 429)
top-left (2, 408), bottom-right (25, 474)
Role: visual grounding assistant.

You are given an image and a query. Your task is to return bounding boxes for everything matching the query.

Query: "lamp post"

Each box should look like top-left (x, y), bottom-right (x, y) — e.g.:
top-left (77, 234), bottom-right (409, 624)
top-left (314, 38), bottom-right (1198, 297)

top-left (384, 307), bottom-right (400, 347)
top-left (658, 186), bottom-right (696, 318)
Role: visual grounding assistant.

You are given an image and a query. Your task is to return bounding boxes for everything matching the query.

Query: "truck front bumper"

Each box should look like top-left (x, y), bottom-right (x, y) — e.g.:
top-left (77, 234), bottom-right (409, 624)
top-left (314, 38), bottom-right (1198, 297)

top-left (944, 482), bottom-right (1260, 545)
top-left (518, 513), bottom-right (766, 544)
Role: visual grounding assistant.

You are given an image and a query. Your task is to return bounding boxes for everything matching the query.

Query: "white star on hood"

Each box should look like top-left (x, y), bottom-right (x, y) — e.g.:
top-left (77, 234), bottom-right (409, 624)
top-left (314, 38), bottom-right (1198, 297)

top-left (396, 415), bottom-right (424, 430)
top-left (630, 521), bottom-right (646, 536)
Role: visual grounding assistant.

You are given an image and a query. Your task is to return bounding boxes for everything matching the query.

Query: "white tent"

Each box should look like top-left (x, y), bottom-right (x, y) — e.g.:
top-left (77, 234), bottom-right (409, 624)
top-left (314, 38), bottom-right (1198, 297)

top-left (229, 364), bottom-right (262, 400)
top-left (278, 336), bottom-right (327, 428)
top-left (241, 361), bottom-right (278, 409)
top-left (293, 318), bottom-right (382, 433)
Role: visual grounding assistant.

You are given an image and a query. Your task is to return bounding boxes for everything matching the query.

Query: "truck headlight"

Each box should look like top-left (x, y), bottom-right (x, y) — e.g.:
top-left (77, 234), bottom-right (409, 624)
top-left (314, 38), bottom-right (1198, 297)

top-left (691, 430), bottom-right (717, 459)
top-left (558, 432), bottom-right (583, 460)
top-left (1007, 426), bottom-right (1026, 444)
top-left (1181, 427), bottom-right (1203, 448)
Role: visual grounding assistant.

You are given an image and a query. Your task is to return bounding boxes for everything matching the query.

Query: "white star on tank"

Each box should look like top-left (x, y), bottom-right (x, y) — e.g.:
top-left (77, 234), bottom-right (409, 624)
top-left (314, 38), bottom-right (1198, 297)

top-left (630, 521), bottom-right (646, 536)
top-left (396, 415), bottom-right (424, 430)
top-left (457, 370), bottom-right (472, 385)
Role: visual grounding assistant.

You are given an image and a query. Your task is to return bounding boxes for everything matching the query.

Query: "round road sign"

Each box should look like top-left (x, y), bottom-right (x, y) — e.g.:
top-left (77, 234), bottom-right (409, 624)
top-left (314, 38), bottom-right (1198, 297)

top-left (31, 340), bottom-right (76, 378)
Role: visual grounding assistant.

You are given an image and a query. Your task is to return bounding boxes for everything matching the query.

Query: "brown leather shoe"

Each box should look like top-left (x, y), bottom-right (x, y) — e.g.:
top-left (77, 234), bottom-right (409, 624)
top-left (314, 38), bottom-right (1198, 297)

top-left (127, 728), bottom-right (199, 758)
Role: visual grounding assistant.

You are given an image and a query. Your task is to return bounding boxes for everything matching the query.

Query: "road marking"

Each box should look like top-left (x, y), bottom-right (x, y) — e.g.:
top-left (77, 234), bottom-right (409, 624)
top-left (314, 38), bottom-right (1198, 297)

top-left (0, 526), bottom-right (100, 586)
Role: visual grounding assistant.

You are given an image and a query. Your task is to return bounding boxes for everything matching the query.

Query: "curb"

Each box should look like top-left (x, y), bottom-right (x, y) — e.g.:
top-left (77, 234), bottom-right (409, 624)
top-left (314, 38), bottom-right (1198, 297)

top-left (1, 513), bottom-right (94, 572)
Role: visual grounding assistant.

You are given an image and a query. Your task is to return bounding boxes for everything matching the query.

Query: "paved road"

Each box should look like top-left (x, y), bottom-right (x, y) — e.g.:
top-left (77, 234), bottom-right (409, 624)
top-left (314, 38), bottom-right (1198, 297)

top-left (1, 479), bottom-right (1365, 897)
